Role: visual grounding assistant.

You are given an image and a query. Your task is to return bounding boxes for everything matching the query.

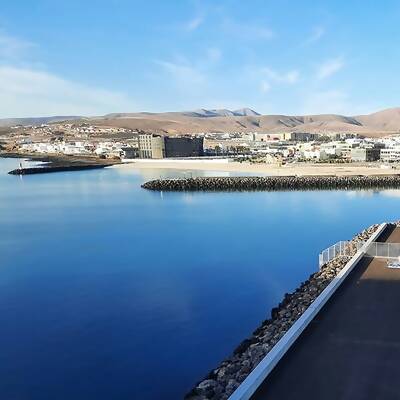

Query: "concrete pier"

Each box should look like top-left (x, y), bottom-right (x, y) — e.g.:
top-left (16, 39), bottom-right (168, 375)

top-left (250, 224), bottom-right (400, 400)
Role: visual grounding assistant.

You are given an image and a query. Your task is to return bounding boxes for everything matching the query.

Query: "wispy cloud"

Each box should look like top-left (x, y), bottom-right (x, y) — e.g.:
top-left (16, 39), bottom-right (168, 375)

top-left (316, 57), bottom-right (344, 79)
top-left (156, 59), bottom-right (206, 89)
top-left (257, 67), bottom-right (299, 93)
top-left (0, 30), bottom-right (35, 60)
top-left (222, 18), bottom-right (274, 40)
top-left (0, 30), bottom-right (136, 118)
top-left (185, 15), bottom-right (204, 31)
top-left (302, 26), bottom-right (325, 46)
top-left (0, 65), bottom-right (136, 118)
top-left (183, 0), bottom-right (208, 32)
top-left (155, 46), bottom-right (222, 90)
top-left (260, 80), bottom-right (271, 93)
top-left (262, 67), bottom-right (300, 84)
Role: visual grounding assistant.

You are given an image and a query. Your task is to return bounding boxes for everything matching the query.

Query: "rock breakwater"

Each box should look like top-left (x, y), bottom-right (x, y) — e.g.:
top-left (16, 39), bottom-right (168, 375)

top-left (142, 176), bottom-right (400, 192)
top-left (185, 224), bottom-right (380, 400)
top-left (8, 164), bottom-right (110, 175)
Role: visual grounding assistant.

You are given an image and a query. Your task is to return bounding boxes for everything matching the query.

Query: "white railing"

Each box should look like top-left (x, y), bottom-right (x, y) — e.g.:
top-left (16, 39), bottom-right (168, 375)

top-left (319, 240), bottom-right (365, 268)
top-left (365, 242), bottom-right (400, 259)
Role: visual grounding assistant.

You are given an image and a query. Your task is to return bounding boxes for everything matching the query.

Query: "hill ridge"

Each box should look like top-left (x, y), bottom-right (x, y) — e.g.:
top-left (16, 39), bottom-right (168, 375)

top-left (2, 107), bottom-right (400, 138)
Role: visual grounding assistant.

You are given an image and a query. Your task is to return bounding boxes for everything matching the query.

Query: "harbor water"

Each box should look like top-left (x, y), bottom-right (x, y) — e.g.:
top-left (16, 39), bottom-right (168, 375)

top-left (1, 157), bottom-right (400, 399)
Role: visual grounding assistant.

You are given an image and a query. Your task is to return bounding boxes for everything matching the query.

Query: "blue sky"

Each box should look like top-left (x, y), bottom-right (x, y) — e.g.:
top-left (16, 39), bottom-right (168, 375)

top-left (0, 0), bottom-right (399, 118)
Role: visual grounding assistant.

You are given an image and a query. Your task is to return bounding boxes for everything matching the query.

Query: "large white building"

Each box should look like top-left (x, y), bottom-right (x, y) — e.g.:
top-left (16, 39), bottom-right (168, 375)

top-left (138, 134), bottom-right (165, 159)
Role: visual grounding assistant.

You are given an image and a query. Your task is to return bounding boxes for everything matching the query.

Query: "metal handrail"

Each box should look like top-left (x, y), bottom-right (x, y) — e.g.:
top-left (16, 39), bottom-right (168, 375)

top-left (319, 240), bottom-right (365, 268)
top-left (365, 242), bottom-right (400, 259)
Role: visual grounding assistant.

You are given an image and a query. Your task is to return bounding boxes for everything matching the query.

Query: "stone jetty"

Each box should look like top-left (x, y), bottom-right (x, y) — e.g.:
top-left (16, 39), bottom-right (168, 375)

top-left (184, 224), bottom-right (379, 400)
top-left (8, 164), bottom-right (110, 175)
top-left (142, 175), bottom-right (400, 192)
top-left (2, 151), bottom-right (117, 175)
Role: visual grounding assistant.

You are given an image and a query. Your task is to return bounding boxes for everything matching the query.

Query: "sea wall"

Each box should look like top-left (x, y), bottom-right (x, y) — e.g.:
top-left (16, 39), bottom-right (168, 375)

top-left (185, 224), bottom-right (381, 400)
top-left (142, 176), bottom-right (400, 192)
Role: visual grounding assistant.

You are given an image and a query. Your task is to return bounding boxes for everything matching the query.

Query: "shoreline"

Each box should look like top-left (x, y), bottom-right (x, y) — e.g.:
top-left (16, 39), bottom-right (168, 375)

top-left (4, 153), bottom-right (400, 177)
top-left (0, 151), bottom-right (118, 165)
top-left (1, 151), bottom-right (118, 174)
top-left (8, 164), bottom-right (111, 175)
top-left (113, 159), bottom-right (400, 176)
top-left (185, 223), bottom-right (383, 400)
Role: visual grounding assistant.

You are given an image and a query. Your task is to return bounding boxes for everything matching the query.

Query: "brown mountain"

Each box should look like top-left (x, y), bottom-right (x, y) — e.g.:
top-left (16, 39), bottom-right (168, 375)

top-left (2, 108), bottom-right (400, 137)
top-left (355, 108), bottom-right (400, 131)
top-left (91, 108), bottom-right (400, 137)
top-left (0, 116), bottom-right (82, 128)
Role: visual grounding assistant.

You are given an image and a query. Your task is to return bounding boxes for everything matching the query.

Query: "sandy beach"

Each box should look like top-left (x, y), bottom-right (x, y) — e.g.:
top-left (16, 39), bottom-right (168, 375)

top-left (111, 159), bottom-right (400, 176)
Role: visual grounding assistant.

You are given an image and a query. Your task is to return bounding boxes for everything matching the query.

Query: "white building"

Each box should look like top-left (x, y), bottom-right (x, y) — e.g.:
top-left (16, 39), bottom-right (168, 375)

top-left (298, 143), bottom-right (321, 160)
top-left (320, 142), bottom-right (352, 159)
top-left (380, 148), bottom-right (400, 162)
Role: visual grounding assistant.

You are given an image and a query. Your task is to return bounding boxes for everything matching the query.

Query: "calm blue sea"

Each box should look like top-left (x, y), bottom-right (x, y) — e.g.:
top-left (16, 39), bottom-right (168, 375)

top-left (1, 157), bottom-right (400, 400)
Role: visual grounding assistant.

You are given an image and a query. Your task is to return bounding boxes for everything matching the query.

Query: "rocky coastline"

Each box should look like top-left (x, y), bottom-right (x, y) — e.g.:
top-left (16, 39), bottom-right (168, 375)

top-left (185, 224), bottom-right (381, 400)
top-left (8, 164), bottom-right (110, 175)
top-left (1, 151), bottom-right (117, 175)
top-left (142, 176), bottom-right (400, 192)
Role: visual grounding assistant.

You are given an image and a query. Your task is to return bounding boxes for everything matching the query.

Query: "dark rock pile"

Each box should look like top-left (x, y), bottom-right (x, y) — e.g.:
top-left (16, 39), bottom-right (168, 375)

top-left (8, 164), bottom-right (109, 175)
top-left (142, 176), bottom-right (400, 192)
top-left (184, 224), bottom-right (379, 400)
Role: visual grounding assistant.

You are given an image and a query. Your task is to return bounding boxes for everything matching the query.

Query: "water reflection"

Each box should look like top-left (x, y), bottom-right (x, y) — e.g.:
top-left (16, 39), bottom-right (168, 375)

top-left (114, 165), bottom-right (265, 180)
top-left (381, 190), bottom-right (400, 198)
top-left (346, 190), bottom-right (376, 198)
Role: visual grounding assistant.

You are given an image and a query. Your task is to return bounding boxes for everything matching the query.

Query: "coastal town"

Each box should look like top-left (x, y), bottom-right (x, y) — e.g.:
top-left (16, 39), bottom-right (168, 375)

top-left (2, 120), bottom-right (400, 167)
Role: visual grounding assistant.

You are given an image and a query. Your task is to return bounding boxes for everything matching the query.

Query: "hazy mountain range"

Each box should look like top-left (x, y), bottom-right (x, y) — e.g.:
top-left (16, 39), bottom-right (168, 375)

top-left (0, 116), bottom-right (81, 128)
top-left (2, 107), bottom-right (400, 137)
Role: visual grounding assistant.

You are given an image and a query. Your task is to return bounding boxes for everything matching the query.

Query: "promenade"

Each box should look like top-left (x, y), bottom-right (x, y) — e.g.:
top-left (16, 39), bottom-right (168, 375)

top-left (251, 225), bottom-right (400, 400)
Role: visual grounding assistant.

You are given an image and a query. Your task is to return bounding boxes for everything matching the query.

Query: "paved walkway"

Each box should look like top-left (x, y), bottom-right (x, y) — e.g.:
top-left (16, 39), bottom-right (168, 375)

top-left (252, 226), bottom-right (400, 400)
